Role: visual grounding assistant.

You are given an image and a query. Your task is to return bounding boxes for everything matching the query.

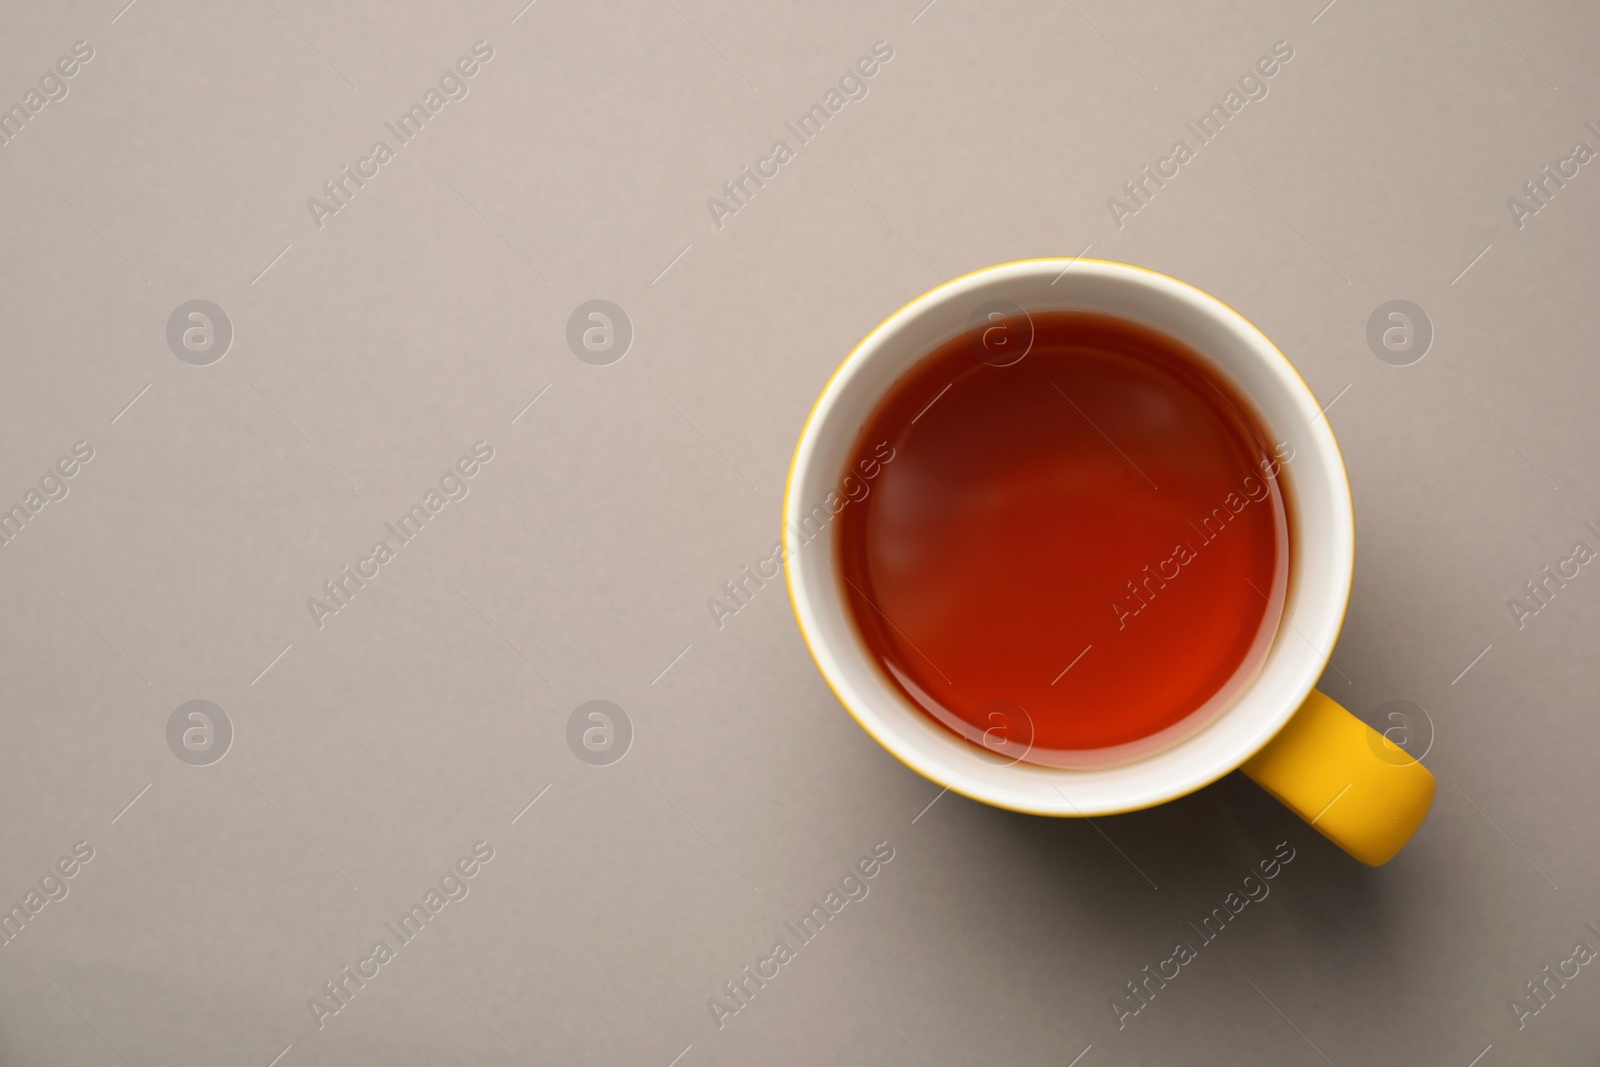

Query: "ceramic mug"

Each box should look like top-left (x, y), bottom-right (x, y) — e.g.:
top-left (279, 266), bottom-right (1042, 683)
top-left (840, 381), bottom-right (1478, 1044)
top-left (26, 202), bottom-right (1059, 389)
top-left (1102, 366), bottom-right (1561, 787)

top-left (784, 259), bottom-right (1435, 865)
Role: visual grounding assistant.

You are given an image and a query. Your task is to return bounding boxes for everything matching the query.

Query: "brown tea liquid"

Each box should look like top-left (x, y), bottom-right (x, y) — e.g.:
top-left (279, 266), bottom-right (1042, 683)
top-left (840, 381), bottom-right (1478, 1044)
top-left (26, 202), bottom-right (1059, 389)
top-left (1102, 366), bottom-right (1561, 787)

top-left (836, 310), bottom-right (1290, 763)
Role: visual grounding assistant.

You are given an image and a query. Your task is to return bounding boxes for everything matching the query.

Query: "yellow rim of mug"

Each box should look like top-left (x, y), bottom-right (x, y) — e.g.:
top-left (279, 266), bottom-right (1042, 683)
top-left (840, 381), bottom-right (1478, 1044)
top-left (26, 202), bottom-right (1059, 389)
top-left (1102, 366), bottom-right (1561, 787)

top-left (781, 256), bottom-right (1356, 818)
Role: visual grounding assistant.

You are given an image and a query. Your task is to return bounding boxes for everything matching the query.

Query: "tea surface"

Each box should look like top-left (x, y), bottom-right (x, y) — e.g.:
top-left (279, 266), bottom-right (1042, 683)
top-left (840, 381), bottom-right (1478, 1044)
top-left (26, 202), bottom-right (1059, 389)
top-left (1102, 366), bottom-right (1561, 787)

top-left (836, 310), bottom-right (1290, 762)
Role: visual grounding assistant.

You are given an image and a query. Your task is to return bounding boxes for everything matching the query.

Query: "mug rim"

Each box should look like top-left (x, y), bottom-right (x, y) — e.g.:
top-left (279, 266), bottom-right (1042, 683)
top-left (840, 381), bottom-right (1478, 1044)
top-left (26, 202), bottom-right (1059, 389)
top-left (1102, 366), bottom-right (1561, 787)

top-left (783, 257), bottom-right (1355, 816)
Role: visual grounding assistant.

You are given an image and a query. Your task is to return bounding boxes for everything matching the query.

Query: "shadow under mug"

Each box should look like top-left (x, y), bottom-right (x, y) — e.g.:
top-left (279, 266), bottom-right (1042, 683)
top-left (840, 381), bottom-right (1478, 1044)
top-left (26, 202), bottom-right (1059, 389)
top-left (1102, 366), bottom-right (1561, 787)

top-left (784, 259), bottom-right (1435, 866)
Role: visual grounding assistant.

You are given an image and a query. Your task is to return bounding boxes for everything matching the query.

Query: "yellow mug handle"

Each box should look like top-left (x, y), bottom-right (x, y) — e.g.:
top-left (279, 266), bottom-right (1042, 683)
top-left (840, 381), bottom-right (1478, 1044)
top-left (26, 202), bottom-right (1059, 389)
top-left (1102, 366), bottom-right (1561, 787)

top-left (1241, 689), bottom-right (1435, 866)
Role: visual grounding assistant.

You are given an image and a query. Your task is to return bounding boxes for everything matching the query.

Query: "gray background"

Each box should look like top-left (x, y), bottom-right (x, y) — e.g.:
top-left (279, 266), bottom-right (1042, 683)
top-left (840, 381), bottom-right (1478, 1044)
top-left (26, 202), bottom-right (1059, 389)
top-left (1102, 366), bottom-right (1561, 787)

top-left (0, 0), bottom-right (1595, 1064)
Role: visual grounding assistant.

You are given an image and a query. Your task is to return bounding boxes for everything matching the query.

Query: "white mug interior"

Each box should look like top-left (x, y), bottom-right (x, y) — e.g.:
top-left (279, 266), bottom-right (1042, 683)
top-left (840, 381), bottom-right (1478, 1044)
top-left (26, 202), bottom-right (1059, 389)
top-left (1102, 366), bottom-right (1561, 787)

top-left (784, 259), bottom-right (1355, 816)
